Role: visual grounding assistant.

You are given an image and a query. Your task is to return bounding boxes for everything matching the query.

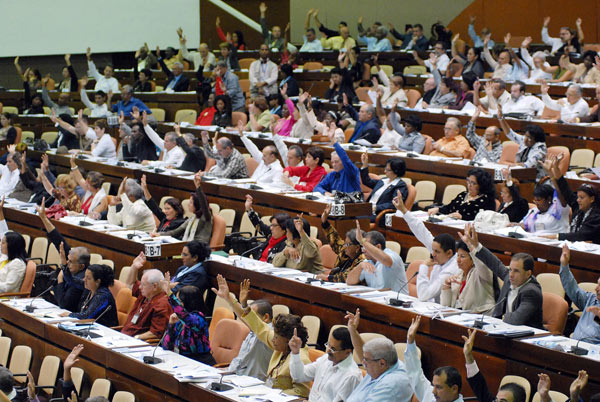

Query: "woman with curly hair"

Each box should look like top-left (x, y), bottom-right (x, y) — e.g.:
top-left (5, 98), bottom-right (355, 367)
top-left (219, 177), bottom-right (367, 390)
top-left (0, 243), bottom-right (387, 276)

top-left (428, 168), bottom-right (496, 221)
top-left (213, 276), bottom-right (311, 397)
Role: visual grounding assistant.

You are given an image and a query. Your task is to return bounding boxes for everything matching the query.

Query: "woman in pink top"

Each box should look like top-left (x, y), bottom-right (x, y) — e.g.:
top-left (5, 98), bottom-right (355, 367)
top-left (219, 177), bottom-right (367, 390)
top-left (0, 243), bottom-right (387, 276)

top-left (272, 85), bottom-right (297, 136)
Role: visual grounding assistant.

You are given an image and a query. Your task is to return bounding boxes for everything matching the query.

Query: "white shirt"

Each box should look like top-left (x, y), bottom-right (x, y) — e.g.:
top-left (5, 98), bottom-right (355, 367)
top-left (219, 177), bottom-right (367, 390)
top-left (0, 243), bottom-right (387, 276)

top-left (80, 89), bottom-right (109, 117)
top-left (520, 48), bottom-right (553, 83)
top-left (91, 134), bottom-right (116, 158)
top-left (479, 90), bottom-right (510, 110)
top-left (181, 45), bottom-right (216, 70)
top-left (360, 248), bottom-right (408, 294)
top-left (369, 177), bottom-right (400, 206)
top-left (399, 210), bottom-right (461, 302)
top-left (87, 60), bottom-right (120, 93)
top-left (249, 59), bottom-right (279, 96)
top-left (290, 353), bottom-right (362, 402)
top-left (0, 165), bottom-right (20, 198)
top-left (502, 95), bottom-right (545, 116)
top-left (163, 146), bottom-right (186, 166)
top-left (82, 188), bottom-right (106, 215)
top-left (241, 135), bottom-right (283, 185)
top-left (425, 53), bottom-right (450, 74)
top-left (107, 194), bottom-right (155, 233)
top-left (300, 36), bottom-right (323, 52)
top-left (542, 94), bottom-right (589, 121)
top-left (541, 27), bottom-right (564, 54)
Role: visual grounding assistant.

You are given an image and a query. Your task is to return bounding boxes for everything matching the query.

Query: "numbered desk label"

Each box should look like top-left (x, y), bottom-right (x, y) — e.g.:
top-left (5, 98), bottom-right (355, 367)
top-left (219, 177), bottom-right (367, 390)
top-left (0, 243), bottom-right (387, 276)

top-left (145, 243), bottom-right (162, 257)
top-left (329, 203), bottom-right (346, 217)
top-left (385, 213), bottom-right (393, 227)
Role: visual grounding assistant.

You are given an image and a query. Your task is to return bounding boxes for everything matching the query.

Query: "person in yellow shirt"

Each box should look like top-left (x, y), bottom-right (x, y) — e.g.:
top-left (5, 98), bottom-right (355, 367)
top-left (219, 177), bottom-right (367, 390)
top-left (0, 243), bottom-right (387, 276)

top-left (212, 275), bottom-right (312, 397)
top-left (429, 117), bottom-right (472, 158)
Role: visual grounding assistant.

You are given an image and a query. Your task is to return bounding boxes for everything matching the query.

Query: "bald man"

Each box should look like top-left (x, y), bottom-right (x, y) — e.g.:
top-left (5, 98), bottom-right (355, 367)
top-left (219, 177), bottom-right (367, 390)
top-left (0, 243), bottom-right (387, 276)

top-left (240, 133), bottom-right (284, 186)
top-left (200, 131), bottom-right (249, 179)
top-left (178, 28), bottom-right (216, 70)
top-left (343, 94), bottom-right (381, 144)
top-left (465, 109), bottom-right (503, 163)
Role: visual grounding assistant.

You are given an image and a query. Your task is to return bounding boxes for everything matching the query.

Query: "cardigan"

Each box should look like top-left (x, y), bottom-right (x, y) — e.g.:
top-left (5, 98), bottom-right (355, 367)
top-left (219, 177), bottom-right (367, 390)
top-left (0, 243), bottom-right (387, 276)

top-left (284, 165), bottom-right (327, 192)
top-left (272, 231), bottom-right (324, 273)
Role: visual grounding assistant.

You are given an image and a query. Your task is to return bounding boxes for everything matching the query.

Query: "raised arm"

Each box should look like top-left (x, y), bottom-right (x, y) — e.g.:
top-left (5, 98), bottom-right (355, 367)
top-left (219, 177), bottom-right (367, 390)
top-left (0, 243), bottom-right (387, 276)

top-left (86, 48), bottom-right (102, 81)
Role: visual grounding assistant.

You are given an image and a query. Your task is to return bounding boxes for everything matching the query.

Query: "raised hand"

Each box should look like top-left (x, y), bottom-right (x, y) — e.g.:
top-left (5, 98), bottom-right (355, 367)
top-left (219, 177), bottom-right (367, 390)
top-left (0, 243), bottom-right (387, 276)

top-left (504, 33), bottom-right (511, 46)
top-left (522, 36), bottom-right (532, 48)
top-left (361, 152), bottom-right (369, 168)
top-left (288, 328), bottom-right (302, 354)
top-left (26, 371), bottom-right (36, 399)
top-left (560, 243), bottom-right (570, 266)
top-left (131, 106), bottom-right (141, 121)
top-left (345, 308), bottom-right (360, 331)
top-left (244, 194), bottom-right (253, 211)
top-left (215, 16), bottom-right (220, 26)
top-left (537, 373), bottom-right (551, 402)
top-left (452, 33), bottom-right (460, 43)
top-left (342, 92), bottom-right (349, 107)
top-left (461, 328), bottom-right (476, 363)
top-left (294, 213), bottom-right (305, 236)
top-left (59, 241), bottom-right (67, 266)
top-left (176, 27), bottom-right (183, 38)
top-left (155, 46), bottom-right (161, 58)
top-left (392, 189), bottom-right (407, 213)
top-left (457, 223), bottom-right (479, 251)
top-left (570, 370), bottom-right (588, 401)
top-left (321, 203), bottom-right (331, 223)
top-left (131, 251), bottom-right (146, 270)
top-left (239, 278), bottom-right (251, 306)
top-left (407, 315), bottom-right (421, 344)
top-left (543, 16), bottom-right (551, 27)
top-left (64, 344), bottom-right (84, 371)
top-left (576, 18), bottom-right (582, 27)
top-left (86, 47), bottom-right (92, 60)
top-left (469, 15), bottom-right (476, 24)
top-left (259, 2), bottom-right (267, 14)
top-left (211, 274), bottom-right (231, 301)
top-left (540, 80), bottom-right (549, 96)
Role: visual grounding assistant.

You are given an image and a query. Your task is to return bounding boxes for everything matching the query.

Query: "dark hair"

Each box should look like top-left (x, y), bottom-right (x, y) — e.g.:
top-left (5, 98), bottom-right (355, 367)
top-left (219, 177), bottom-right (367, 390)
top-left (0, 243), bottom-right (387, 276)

top-left (433, 366), bottom-right (462, 392)
top-left (74, 247), bottom-right (90, 267)
top-left (190, 187), bottom-right (211, 219)
top-left (533, 184), bottom-right (554, 200)
top-left (433, 233), bottom-right (455, 253)
top-left (0, 367), bottom-right (13, 394)
top-left (524, 124), bottom-right (545, 143)
top-left (285, 217), bottom-right (310, 240)
top-left (272, 213), bottom-right (291, 231)
top-left (280, 63), bottom-right (294, 77)
top-left (332, 327), bottom-right (353, 350)
top-left (467, 168), bottom-right (496, 198)
top-left (442, 77), bottom-right (458, 93)
top-left (59, 113), bottom-right (74, 126)
top-left (500, 383), bottom-right (527, 402)
top-left (513, 80), bottom-right (526, 93)
top-left (306, 28), bottom-right (316, 35)
top-left (289, 145), bottom-right (303, 160)
top-left (512, 252), bottom-right (534, 272)
top-left (87, 171), bottom-right (104, 190)
top-left (1, 112), bottom-right (14, 122)
top-left (164, 197), bottom-right (184, 219)
top-left (492, 79), bottom-right (506, 90)
top-left (502, 178), bottom-right (523, 203)
top-left (387, 158), bottom-right (406, 177)
top-left (95, 91), bottom-right (107, 99)
top-left (253, 96), bottom-right (269, 111)
top-left (140, 68), bottom-right (152, 79)
top-left (403, 114), bottom-right (422, 132)
top-left (94, 119), bottom-right (108, 131)
top-left (4, 232), bottom-right (27, 261)
top-left (589, 393), bottom-right (600, 402)
top-left (414, 24), bottom-right (424, 30)
top-left (8, 152), bottom-right (22, 170)
top-left (185, 241), bottom-right (211, 262)
top-left (576, 183), bottom-right (599, 207)
top-left (251, 299), bottom-right (273, 320)
top-left (330, 67), bottom-right (343, 76)
top-left (455, 240), bottom-right (469, 253)
top-left (306, 146), bottom-right (325, 165)
top-left (582, 50), bottom-right (597, 63)
top-left (234, 30), bottom-right (246, 47)
top-left (87, 264), bottom-right (114, 288)
top-left (339, 21), bottom-right (348, 27)
top-left (462, 71), bottom-right (477, 90)
top-left (435, 40), bottom-right (446, 50)
top-left (214, 94), bottom-right (232, 118)
top-left (468, 46), bottom-right (482, 58)
top-left (273, 314), bottom-right (309, 347)
top-left (177, 285), bottom-right (205, 313)
top-left (346, 228), bottom-right (366, 246)
top-left (366, 231), bottom-right (386, 248)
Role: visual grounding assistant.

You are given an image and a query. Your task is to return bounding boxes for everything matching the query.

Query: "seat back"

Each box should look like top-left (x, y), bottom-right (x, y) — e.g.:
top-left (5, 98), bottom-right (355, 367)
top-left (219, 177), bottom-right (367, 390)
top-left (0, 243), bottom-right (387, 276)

top-left (540, 106), bottom-right (561, 120)
top-left (385, 241), bottom-right (401, 255)
top-left (414, 180), bottom-right (436, 209)
top-left (442, 184), bottom-right (466, 205)
top-left (210, 214), bottom-right (227, 249)
top-left (394, 342), bottom-right (421, 363)
top-left (182, 199), bottom-right (193, 218)
top-left (118, 266), bottom-right (131, 283)
top-left (19, 260), bottom-right (36, 295)
top-left (0, 337), bottom-right (12, 367)
top-left (174, 109), bottom-right (198, 125)
top-left (406, 247), bottom-right (429, 264)
top-left (570, 149), bottom-right (594, 171)
top-left (208, 307), bottom-right (235, 340)
top-left (37, 355), bottom-right (61, 395)
top-left (30, 237), bottom-right (48, 264)
top-left (319, 245), bottom-right (338, 270)
top-left (301, 315), bottom-right (321, 346)
top-left (218, 209), bottom-right (236, 234)
top-left (70, 367), bottom-right (85, 394)
top-left (238, 58), bottom-right (257, 70)
top-left (546, 146), bottom-right (570, 176)
top-left (405, 260), bottom-right (424, 297)
top-left (21, 131), bottom-right (35, 144)
top-left (403, 65), bottom-right (427, 75)
top-left (499, 141), bottom-right (519, 165)
top-left (109, 280), bottom-right (126, 301)
top-left (210, 318), bottom-right (250, 365)
top-left (303, 62), bottom-right (324, 71)
top-left (245, 157), bottom-right (259, 176)
top-left (41, 131), bottom-right (59, 144)
top-left (272, 304), bottom-right (290, 320)
top-left (542, 292), bottom-right (568, 334)
top-left (116, 287), bottom-right (135, 326)
top-left (232, 111), bottom-right (248, 126)
top-left (500, 376), bottom-right (531, 402)
top-left (89, 378), bottom-right (111, 398)
top-left (8, 345), bottom-right (32, 383)
top-left (149, 108), bottom-right (166, 122)
top-left (356, 87), bottom-right (372, 104)
top-left (353, 333), bottom-right (386, 363)
top-left (2, 106), bottom-right (18, 114)
top-left (405, 183), bottom-right (417, 210)
top-left (100, 259), bottom-right (114, 269)
top-left (112, 391), bottom-right (136, 402)
top-left (308, 348), bottom-right (326, 362)
top-left (46, 243), bottom-right (60, 265)
top-left (536, 273), bottom-right (564, 298)
top-left (532, 391), bottom-right (568, 402)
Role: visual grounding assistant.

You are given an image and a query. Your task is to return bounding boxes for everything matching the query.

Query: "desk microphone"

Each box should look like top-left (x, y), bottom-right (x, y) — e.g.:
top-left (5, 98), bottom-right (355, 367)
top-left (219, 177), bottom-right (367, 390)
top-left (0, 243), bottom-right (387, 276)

top-left (389, 271), bottom-right (419, 307)
top-left (25, 281), bottom-right (57, 312)
top-left (143, 329), bottom-right (169, 364)
top-left (472, 297), bottom-right (506, 329)
top-left (240, 243), bottom-right (264, 258)
top-left (79, 214), bottom-right (93, 227)
top-left (84, 305), bottom-right (113, 339)
top-left (210, 370), bottom-right (239, 392)
top-left (569, 336), bottom-right (596, 356)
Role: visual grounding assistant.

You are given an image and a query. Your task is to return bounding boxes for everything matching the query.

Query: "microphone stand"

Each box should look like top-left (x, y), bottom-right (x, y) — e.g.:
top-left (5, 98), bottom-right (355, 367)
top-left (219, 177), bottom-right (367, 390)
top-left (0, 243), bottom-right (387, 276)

top-left (143, 329), bottom-right (169, 364)
top-left (473, 297), bottom-right (506, 329)
top-left (25, 283), bottom-right (56, 313)
top-left (84, 305), bottom-right (113, 340)
top-left (389, 272), bottom-right (419, 307)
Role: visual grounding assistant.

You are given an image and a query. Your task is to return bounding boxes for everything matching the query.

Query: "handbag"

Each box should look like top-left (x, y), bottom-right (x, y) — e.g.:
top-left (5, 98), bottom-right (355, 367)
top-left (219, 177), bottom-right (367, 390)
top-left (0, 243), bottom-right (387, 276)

top-left (224, 232), bottom-right (266, 256)
top-left (473, 210), bottom-right (509, 231)
top-left (45, 204), bottom-right (68, 220)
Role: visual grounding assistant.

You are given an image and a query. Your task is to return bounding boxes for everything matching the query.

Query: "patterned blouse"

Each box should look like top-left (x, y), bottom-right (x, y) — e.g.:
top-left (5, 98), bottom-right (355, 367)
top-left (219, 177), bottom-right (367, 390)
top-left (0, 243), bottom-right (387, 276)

top-left (53, 189), bottom-right (82, 213)
top-left (162, 294), bottom-right (210, 358)
top-left (438, 191), bottom-right (496, 221)
top-left (322, 221), bottom-right (365, 282)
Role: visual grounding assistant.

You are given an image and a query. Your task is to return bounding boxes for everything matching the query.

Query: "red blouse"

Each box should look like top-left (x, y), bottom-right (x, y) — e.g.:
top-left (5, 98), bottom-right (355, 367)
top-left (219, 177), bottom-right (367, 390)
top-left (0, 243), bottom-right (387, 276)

top-left (285, 165), bottom-right (327, 192)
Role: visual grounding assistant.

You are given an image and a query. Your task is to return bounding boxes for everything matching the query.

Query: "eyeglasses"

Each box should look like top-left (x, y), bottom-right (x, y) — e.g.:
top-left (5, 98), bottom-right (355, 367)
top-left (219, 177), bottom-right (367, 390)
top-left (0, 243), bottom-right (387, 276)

top-left (362, 356), bottom-right (380, 364)
top-left (270, 223), bottom-right (280, 228)
top-left (344, 242), bottom-right (359, 247)
top-left (325, 342), bottom-right (343, 353)
top-left (466, 180), bottom-right (478, 186)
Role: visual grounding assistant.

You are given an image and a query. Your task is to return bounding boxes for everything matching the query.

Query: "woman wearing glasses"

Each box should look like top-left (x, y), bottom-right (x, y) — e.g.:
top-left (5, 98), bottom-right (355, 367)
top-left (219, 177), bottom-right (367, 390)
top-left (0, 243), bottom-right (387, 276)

top-left (244, 194), bottom-right (290, 262)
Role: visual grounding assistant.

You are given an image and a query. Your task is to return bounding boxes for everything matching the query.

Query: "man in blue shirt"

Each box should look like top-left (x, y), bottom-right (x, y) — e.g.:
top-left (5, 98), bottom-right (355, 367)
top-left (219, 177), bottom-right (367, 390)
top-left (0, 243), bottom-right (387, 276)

top-left (346, 309), bottom-right (412, 402)
top-left (343, 93), bottom-right (381, 144)
top-left (111, 85), bottom-right (152, 117)
top-left (214, 61), bottom-right (245, 112)
top-left (560, 244), bottom-right (600, 344)
top-left (358, 26), bottom-right (392, 52)
top-left (314, 142), bottom-right (360, 196)
top-left (468, 15), bottom-right (495, 49)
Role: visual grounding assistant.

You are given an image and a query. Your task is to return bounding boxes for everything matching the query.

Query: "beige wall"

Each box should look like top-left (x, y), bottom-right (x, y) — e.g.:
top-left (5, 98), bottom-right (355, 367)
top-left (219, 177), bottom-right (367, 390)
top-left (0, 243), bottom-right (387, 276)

top-left (289, 0), bottom-right (473, 43)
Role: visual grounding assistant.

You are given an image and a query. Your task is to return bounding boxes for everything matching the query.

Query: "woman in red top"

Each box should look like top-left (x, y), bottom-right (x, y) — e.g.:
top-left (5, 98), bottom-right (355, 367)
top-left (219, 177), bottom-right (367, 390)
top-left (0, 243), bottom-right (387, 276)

top-left (194, 93), bottom-right (216, 126)
top-left (282, 147), bottom-right (327, 192)
top-left (216, 17), bottom-right (246, 50)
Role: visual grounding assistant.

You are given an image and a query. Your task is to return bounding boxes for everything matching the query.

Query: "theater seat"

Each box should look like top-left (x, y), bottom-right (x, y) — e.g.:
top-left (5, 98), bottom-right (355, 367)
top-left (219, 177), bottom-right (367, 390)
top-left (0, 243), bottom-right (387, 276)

top-left (210, 214), bottom-right (226, 250)
top-left (405, 260), bottom-right (424, 297)
top-left (115, 287), bottom-right (136, 327)
top-left (208, 307), bottom-right (235, 340)
top-left (542, 292), bottom-right (568, 335)
top-left (210, 318), bottom-right (250, 366)
top-left (499, 141), bottom-right (519, 165)
top-left (0, 260), bottom-right (36, 298)
top-left (319, 245), bottom-right (337, 270)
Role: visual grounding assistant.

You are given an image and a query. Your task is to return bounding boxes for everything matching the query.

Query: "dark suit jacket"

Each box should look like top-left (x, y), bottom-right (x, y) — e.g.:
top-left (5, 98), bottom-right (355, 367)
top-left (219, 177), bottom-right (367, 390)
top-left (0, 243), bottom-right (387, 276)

top-left (498, 198), bottom-right (530, 223)
top-left (345, 105), bottom-right (381, 144)
top-left (467, 371), bottom-right (495, 402)
top-left (158, 58), bottom-right (190, 92)
top-left (475, 246), bottom-right (544, 329)
top-left (360, 167), bottom-right (408, 214)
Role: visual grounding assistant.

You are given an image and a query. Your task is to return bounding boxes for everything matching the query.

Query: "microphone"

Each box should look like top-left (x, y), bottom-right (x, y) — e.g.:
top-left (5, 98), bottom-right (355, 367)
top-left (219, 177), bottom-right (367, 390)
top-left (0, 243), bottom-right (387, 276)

top-left (209, 370), bottom-right (238, 392)
top-left (84, 305), bottom-right (113, 339)
top-left (143, 329), bottom-right (169, 364)
top-left (569, 336), bottom-right (597, 356)
top-left (240, 242), bottom-right (264, 258)
top-left (25, 281), bottom-right (57, 312)
top-left (472, 297), bottom-right (506, 329)
top-left (79, 214), bottom-right (93, 227)
top-left (389, 271), bottom-right (419, 307)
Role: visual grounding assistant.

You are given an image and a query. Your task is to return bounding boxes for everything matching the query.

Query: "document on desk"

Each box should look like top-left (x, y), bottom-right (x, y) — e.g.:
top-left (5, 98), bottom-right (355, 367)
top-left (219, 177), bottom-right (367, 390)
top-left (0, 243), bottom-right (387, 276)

top-left (227, 375), bottom-right (264, 388)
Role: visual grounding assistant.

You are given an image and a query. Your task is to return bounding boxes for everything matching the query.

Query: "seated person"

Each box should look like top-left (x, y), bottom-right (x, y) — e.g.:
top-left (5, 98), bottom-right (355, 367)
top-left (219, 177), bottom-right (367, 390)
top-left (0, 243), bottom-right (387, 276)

top-left (136, 110), bottom-right (185, 167)
top-left (200, 134), bottom-right (249, 179)
top-left (70, 158), bottom-right (108, 219)
top-left (212, 95), bottom-right (233, 127)
top-left (560, 245), bottom-right (600, 344)
top-left (360, 154), bottom-right (408, 216)
top-left (325, 67), bottom-right (358, 104)
top-left (240, 133), bottom-right (283, 186)
top-left (428, 168), bottom-right (496, 221)
top-left (460, 226), bottom-right (544, 329)
top-left (347, 227), bottom-right (407, 293)
top-left (442, 228), bottom-right (496, 313)
top-left (346, 309), bottom-right (412, 402)
top-left (372, 55), bottom-right (407, 107)
top-left (244, 195), bottom-right (290, 263)
top-left (213, 276), bottom-right (311, 397)
top-left (482, 37), bottom-right (512, 80)
top-left (42, 86), bottom-right (71, 115)
top-left (110, 85), bottom-right (152, 118)
top-left (247, 97), bottom-right (272, 132)
top-left (122, 253), bottom-right (172, 340)
top-left (107, 178), bottom-right (155, 233)
top-left (448, 71), bottom-right (477, 111)
top-left (425, 63), bottom-right (458, 109)
top-left (158, 174), bottom-right (213, 243)
top-left (229, 299), bottom-right (273, 380)
top-left (497, 171), bottom-right (529, 223)
top-left (0, 205), bottom-right (27, 294)
top-left (290, 323), bottom-right (363, 402)
top-left (358, 25), bottom-right (392, 52)
top-left (466, 109), bottom-right (502, 163)
top-left (273, 214), bottom-right (323, 273)
top-left (474, 79), bottom-right (510, 111)
top-left (389, 112), bottom-right (425, 153)
top-left (502, 81), bottom-right (545, 117)
top-left (394, 194), bottom-right (461, 302)
top-left (79, 77), bottom-right (109, 118)
top-left (90, 119), bottom-right (117, 159)
top-left (316, 204), bottom-right (365, 283)
top-left (41, 174), bottom-right (81, 213)
top-left (451, 36), bottom-right (484, 78)
top-left (0, 113), bottom-right (17, 144)
top-left (62, 264), bottom-right (118, 327)
top-left (0, 148), bottom-right (23, 198)
top-left (168, 241), bottom-right (211, 297)
top-left (577, 86), bottom-right (600, 123)
top-left (314, 143), bottom-right (361, 196)
top-left (404, 316), bottom-right (464, 402)
top-left (271, 89), bottom-right (297, 137)
top-left (518, 180), bottom-right (569, 235)
top-left (282, 146), bottom-right (327, 192)
top-left (342, 93), bottom-right (381, 144)
top-left (279, 64), bottom-right (299, 97)
top-left (122, 121), bottom-right (158, 163)
top-left (36, 201), bottom-right (87, 312)
top-left (86, 47), bottom-right (120, 92)
top-left (157, 57), bottom-right (190, 92)
top-left (429, 117), bottom-right (471, 158)
top-left (160, 279), bottom-right (214, 365)
top-left (195, 93), bottom-right (217, 125)
top-left (176, 133), bottom-right (207, 173)
top-left (541, 82), bottom-right (589, 122)
top-left (140, 175), bottom-right (186, 234)
top-left (133, 67), bottom-right (153, 92)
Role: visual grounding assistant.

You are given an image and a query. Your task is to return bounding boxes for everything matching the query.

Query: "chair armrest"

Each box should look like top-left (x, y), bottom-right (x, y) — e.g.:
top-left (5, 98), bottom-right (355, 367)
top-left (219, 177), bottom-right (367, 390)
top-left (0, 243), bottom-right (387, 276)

top-left (211, 244), bottom-right (225, 251)
top-left (213, 362), bottom-right (230, 368)
top-left (0, 291), bottom-right (31, 298)
top-left (111, 325), bottom-right (124, 331)
top-left (374, 209), bottom-right (395, 227)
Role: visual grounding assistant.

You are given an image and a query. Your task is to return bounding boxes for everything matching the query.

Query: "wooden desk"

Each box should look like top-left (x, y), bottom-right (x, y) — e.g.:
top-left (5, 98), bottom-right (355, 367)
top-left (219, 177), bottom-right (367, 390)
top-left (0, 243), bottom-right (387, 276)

top-left (0, 302), bottom-right (232, 402)
top-left (209, 260), bottom-right (600, 399)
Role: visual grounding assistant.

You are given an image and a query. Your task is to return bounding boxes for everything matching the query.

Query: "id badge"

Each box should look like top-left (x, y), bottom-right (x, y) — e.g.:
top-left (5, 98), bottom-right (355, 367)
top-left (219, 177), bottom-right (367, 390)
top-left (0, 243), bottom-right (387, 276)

top-left (131, 314), bottom-right (140, 324)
